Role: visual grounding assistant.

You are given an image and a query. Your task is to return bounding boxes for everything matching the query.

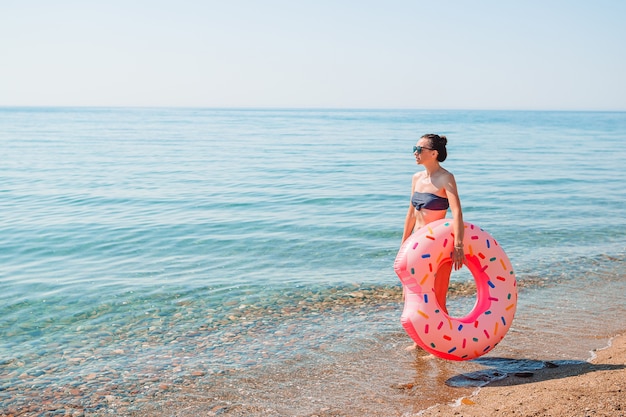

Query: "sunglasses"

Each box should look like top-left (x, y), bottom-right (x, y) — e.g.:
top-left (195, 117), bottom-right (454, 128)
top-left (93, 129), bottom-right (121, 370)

top-left (413, 145), bottom-right (434, 154)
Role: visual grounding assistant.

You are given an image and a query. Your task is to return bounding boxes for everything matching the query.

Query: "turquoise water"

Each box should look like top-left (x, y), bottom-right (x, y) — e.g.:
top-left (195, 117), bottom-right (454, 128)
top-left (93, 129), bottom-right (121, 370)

top-left (1, 108), bottom-right (625, 416)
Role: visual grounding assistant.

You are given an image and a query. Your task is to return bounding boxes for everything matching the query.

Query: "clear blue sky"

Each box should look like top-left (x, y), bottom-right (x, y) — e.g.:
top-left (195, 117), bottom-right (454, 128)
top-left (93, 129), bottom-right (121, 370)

top-left (2, 0), bottom-right (625, 110)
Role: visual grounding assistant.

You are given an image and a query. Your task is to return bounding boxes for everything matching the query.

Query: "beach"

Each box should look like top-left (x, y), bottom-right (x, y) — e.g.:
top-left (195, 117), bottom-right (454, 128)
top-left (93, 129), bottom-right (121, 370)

top-left (419, 333), bottom-right (626, 417)
top-left (2, 328), bottom-right (623, 417)
top-left (113, 332), bottom-right (626, 417)
top-left (120, 333), bottom-right (625, 417)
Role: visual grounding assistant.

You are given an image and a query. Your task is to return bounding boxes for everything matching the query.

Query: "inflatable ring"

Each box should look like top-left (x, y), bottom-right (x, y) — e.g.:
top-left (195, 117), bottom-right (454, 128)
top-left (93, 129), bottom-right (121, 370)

top-left (394, 219), bottom-right (517, 361)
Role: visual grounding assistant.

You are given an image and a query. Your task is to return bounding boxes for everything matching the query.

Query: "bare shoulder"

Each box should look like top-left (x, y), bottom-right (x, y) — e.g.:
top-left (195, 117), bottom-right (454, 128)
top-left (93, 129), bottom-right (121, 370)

top-left (434, 168), bottom-right (458, 192)
top-left (439, 168), bottom-right (456, 183)
top-left (439, 167), bottom-right (454, 178)
top-left (412, 171), bottom-right (425, 184)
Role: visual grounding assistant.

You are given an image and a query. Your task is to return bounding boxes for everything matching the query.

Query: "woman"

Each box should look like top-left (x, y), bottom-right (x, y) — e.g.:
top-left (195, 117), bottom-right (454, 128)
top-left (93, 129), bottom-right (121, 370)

top-left (401, 134), bottom-right (464, 314)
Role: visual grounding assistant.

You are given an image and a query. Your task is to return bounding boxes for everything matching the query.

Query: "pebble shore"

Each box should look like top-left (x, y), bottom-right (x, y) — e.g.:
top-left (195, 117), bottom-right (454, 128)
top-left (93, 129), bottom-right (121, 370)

top-left (1, 285), bottom-right (405, 416)
top-left (0, 279), bottom-right (553, 417)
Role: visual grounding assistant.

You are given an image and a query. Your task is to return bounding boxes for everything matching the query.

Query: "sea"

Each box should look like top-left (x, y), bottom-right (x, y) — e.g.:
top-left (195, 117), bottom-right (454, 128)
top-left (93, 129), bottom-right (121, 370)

top-left (1, 107), bottom-right (625, 416)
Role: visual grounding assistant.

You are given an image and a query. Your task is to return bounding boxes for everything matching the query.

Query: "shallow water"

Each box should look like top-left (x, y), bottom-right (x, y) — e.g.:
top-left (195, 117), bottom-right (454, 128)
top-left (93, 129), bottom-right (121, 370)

top-left (1, 108), bottom-right (625, 416)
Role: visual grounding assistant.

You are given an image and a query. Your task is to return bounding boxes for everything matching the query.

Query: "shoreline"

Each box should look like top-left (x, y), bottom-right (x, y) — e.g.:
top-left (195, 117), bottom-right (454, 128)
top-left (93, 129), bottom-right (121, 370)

top-left (118, 332), bottom-right (625, 417)
top-left (1, 330), bottom-right (623, 417)
top-left (1, 300), bottom-right (623, 417)
top-left (2, 293), bottom-right (624, 416)
top-left (418, 332), bottom-right (626, 417)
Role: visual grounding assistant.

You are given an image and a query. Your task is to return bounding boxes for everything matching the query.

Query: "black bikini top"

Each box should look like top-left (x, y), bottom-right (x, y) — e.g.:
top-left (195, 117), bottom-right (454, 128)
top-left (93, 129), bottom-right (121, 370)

top-left (411, 192), bottom-right (449, 211)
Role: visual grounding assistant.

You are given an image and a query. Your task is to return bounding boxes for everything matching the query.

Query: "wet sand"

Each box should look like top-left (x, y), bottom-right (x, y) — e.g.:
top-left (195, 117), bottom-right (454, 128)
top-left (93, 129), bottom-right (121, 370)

top-left (420, 333), bottom-right (626, 417)
top-left (2, 335), bottom-right (623, 416)
top-left (114, 334), bottom-right (625, 417)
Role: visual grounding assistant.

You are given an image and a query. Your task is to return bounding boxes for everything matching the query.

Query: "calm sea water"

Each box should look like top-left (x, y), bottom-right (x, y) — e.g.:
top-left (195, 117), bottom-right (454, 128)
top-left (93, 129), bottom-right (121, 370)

top-left (1, 107), bottom-right (625, 416)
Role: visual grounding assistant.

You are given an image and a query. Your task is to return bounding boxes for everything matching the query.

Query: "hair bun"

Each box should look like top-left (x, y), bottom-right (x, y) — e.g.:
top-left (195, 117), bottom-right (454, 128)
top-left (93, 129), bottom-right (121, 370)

top-left (421, 133), bottom-right (448, 162)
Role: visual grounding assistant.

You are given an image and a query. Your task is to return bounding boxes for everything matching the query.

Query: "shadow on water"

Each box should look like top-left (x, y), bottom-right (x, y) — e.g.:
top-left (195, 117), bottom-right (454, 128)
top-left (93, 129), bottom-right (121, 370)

top-left (446, 357), bottom-right (626, 388)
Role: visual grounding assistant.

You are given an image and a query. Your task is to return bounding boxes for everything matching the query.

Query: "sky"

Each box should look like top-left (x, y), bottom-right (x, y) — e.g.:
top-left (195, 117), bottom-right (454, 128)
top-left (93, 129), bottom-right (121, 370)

top-left (1, 0), bottom-right (625, 110)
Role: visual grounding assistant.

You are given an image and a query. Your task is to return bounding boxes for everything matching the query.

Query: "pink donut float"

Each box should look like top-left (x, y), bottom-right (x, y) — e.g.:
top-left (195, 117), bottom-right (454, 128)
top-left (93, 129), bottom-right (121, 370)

top-left (394, 219), bottom-right (517, 361)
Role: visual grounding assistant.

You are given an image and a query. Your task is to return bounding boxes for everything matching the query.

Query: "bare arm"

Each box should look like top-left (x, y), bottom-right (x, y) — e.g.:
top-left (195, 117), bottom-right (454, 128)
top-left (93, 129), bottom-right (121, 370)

top-left (401, 174), bottom-right (418, 243)
top-left (443, 172), bottom-right (464, 270)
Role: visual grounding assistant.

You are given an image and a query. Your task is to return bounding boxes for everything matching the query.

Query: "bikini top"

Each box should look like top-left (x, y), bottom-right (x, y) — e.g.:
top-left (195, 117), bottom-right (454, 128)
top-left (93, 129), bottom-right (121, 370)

top-left (411, 192), bottom-right (449, 211)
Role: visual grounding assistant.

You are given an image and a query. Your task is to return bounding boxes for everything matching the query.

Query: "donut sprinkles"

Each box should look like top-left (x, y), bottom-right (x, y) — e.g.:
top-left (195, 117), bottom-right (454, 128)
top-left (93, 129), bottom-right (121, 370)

top-left (394, 219), bottom-right (517, 361)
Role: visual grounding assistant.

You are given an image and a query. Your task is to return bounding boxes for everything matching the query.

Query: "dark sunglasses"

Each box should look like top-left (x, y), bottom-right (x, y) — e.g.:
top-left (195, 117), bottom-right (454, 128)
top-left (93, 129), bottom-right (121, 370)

top-left (413, 145), bottom-right (434, 154)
